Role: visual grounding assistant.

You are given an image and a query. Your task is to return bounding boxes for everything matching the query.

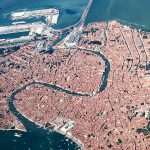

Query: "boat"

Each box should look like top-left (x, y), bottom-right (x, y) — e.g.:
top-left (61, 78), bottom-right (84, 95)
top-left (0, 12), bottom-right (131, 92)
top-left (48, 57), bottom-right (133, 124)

top-left (12, 21), bottom-right (26, 25)
top-left (14, 133), bottom-right (22, 137)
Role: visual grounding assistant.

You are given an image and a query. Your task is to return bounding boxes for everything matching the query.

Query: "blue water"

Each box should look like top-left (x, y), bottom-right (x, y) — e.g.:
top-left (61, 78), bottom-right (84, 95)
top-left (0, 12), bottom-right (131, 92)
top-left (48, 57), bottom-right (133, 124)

top-left (0, 32), bottom-right (29, 39)
top-left (0, 0), bottom-right (88, 29)
top-left (86, 0), bottom-right (150, 30)
top-left (1, 0), bottom-right (150, 30)
top-left (0, 130), bottom-right (79, 150)
top-left (1, 0), bottom-right (150, 149)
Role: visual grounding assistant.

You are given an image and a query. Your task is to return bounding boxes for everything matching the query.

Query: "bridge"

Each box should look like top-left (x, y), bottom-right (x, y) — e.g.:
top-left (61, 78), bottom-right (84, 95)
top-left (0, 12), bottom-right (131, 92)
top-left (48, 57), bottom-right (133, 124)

top-left (79, 0), bottom-right (93, 27)
top-left (63, 0), bottom-right (94, 47)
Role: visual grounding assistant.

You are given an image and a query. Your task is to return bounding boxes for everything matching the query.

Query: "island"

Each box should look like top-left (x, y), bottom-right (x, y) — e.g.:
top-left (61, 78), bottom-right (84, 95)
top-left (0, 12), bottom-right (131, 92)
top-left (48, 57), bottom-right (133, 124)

top-left (0, 19), bottom-right (150, 149)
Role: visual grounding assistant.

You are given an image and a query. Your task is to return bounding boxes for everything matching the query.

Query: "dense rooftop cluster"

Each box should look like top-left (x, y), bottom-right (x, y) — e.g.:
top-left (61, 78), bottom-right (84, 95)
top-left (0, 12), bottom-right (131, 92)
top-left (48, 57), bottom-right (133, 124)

top-left (0, 21), bottom-right (150, 149)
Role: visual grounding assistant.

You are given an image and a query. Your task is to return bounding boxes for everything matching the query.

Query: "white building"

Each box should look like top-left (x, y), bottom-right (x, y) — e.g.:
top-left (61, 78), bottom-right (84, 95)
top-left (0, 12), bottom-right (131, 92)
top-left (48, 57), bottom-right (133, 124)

top-left (60, 120), bottom-right (75, 134)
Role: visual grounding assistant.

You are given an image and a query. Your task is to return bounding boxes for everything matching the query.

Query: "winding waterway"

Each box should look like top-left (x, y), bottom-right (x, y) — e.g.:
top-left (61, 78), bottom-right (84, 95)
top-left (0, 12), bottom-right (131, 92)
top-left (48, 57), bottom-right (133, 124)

top-left (0, 48), bottom-right (110, 149)
top-left (0, 0), bottom-right (116, 148)
top-left (1, 0), bottom-right (150, 149)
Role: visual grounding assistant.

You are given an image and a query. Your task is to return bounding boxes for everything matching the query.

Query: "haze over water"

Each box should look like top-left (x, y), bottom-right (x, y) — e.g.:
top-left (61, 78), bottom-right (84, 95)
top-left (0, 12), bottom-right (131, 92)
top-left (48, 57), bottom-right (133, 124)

top-left (0, 0), bottom-right (150, 30)
top-left (86, 0), bottom-right (150, 30)
top-left (0, 0), bottom-right (88, 28)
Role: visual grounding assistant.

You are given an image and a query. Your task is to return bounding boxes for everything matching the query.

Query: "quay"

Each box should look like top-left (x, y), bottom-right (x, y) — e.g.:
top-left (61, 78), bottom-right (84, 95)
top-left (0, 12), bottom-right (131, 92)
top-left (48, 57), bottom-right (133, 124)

top-left (0, 7), bottom-right (60, 49)
top-left (11, 9), bottom-right (59, 24)
top-left (0, 22), bottom-right (46, 35)
top-left (0, 36), bottom-right (34, 47)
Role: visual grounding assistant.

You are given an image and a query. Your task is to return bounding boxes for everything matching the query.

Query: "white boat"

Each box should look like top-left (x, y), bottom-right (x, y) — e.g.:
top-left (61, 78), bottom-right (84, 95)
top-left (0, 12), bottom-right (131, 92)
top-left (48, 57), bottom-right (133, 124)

top-left (14, 133), bottom-right (22, 137)
top-left (12, 21), bottom-right (26, 25)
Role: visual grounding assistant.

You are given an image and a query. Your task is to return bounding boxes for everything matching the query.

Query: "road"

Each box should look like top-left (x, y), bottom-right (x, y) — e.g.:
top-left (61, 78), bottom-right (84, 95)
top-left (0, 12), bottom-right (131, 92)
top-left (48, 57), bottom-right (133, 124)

top-left (79, 0), bottom-right (93, 27)
top-left (64, 0), bottom-right (94, 47)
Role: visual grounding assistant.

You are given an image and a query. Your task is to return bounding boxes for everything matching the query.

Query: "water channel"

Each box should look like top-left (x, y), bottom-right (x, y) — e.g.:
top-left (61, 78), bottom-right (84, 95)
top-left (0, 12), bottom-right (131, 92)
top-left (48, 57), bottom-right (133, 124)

top-left (0, 48), bottom-right (110, 149)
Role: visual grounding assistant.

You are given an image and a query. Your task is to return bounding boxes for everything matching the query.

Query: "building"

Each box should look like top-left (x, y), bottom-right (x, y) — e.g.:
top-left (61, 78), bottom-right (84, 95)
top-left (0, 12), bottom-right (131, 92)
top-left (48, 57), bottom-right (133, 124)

top-left (36, 27), bottom-right (44, 36)
top-left (37, 40), bottom-right (45, 52)
top-left (59, 120), bottom-right (75, 134)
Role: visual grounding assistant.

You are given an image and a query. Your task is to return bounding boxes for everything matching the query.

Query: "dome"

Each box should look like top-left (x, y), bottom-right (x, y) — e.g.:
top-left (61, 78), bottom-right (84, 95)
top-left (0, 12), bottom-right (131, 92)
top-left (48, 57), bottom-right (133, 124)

top-left (36, 27), bottom-right (44, 35)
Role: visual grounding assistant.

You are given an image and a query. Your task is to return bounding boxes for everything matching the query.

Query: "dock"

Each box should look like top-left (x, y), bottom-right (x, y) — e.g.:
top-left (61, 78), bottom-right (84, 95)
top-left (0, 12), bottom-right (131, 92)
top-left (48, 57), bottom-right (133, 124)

top-left (0, 36), bottom-right (34, 47)
top-left (0, 22), bottom-right (46, 35)
top-left (11, 8), bottom-right (59, 24)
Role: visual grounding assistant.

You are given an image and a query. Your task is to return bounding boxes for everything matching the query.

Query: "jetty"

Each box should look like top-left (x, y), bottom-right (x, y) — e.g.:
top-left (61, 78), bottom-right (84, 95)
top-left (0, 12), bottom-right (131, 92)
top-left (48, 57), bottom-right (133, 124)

top-left (0, 22), bottom-right (46, 35)
top-left (11, 8), bottom-right (59, 24)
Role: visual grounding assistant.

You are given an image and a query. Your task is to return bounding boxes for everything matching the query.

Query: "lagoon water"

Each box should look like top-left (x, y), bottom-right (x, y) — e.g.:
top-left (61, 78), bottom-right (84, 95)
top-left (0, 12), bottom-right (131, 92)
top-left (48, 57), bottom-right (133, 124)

top-left (0, 130), bottom-right (79, 150)
top-left (0, 0), bottom-right (150, 149)
top-left (0, 0), bottom-right (150, 30)
top-left (86, 0), bottom-right (150, 30)
top-left (0, 0), bottom-right (88, 28)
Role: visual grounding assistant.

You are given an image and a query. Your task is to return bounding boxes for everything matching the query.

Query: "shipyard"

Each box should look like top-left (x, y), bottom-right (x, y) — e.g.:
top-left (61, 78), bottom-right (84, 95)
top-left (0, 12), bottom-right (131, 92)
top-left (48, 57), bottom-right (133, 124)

top-left (0, 8), bottom-right (60, 53)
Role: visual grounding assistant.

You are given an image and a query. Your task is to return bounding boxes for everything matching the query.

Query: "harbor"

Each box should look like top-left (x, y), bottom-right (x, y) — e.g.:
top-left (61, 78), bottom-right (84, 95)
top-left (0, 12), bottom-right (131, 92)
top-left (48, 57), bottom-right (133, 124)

top-left (11, 8), bottom-right (59, 25)
top-left (0, 22), bottom-right (46, 35)
top-left (0, 8), bottom-right (60, 50)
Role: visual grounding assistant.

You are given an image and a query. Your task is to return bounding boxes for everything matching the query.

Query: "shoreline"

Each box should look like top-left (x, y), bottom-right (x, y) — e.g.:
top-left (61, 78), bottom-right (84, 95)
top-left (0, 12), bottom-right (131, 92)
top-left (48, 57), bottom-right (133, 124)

top-left (0, 19), bottom-right (150, 149)
top-left (3, 44), bottom-right (110, 149)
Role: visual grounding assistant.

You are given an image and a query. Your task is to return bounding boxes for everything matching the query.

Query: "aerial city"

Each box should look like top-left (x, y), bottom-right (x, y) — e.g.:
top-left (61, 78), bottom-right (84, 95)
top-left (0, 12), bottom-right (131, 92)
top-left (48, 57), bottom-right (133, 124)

top-left (0, 0), bottom-right (150, 149)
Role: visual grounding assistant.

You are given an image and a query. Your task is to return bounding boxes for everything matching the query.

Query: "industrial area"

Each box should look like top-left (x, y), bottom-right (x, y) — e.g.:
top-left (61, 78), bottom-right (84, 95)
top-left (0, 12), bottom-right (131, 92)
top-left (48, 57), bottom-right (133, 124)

top-left (0, 8), bottom-right (60, 54)
top-left (11, 8), bottom-right (59, 25)
top-left (0, 0), bottom-right (94, 52)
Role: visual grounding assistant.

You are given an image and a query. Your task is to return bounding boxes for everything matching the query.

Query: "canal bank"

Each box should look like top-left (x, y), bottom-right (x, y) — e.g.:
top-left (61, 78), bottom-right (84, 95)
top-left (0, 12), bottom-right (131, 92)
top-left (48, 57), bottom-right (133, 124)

top-left (0, 47), bottom-right (110, 149)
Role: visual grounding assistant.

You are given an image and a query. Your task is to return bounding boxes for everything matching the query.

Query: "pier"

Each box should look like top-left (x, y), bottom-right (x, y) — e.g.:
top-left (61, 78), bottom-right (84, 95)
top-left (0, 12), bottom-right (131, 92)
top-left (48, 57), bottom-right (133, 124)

top-left (0, 22), bottom-right (46, 35)
top-left (0, 36), bottom-right (34, 47)
top-left (11, 9), bottom-right (59, 25)
top-left (0, 8), bottom-right (60, 49)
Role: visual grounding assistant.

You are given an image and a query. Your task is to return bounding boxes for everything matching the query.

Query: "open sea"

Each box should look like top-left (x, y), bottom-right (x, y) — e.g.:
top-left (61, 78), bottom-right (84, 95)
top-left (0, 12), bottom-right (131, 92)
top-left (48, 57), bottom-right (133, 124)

top-left (0, 0), bottom-right (150, 149)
